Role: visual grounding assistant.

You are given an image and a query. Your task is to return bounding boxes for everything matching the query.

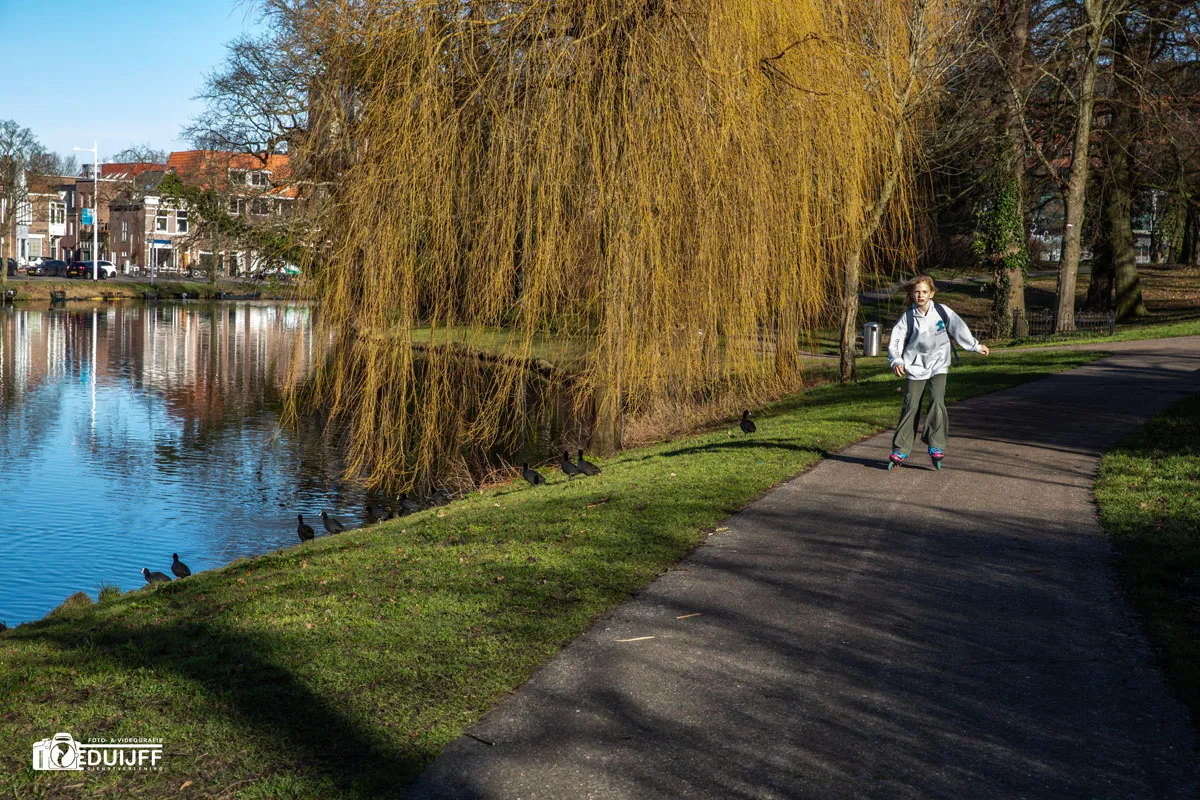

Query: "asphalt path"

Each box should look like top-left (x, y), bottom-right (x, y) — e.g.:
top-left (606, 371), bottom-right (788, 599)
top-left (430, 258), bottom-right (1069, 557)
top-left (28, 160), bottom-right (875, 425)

top-left (409, 337), bottom-right (1200, 800)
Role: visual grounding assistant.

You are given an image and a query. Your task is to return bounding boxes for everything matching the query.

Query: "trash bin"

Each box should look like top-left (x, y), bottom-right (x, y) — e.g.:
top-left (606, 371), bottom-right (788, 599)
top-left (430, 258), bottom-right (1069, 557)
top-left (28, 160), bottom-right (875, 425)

top-left (862, 322), bottom-right (882, 357)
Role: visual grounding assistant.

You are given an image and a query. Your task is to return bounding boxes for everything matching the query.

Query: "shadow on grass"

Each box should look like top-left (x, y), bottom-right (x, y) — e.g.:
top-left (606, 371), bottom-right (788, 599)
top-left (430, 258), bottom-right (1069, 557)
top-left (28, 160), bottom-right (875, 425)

top-left (658, 439), bottom-right (816, 458)
top-left (33, 617), bottom-right (417, 797)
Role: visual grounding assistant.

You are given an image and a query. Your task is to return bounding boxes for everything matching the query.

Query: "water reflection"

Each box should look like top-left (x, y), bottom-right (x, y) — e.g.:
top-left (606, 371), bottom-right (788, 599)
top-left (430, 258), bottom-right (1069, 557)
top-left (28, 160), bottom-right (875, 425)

top-left (0, 302), bottom-right (361, 625)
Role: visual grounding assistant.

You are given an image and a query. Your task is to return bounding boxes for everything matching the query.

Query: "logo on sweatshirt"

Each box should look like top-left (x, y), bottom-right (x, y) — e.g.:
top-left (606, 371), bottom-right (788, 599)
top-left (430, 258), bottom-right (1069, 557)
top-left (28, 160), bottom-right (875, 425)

top-left (935, 320), bottom-right (946, 333)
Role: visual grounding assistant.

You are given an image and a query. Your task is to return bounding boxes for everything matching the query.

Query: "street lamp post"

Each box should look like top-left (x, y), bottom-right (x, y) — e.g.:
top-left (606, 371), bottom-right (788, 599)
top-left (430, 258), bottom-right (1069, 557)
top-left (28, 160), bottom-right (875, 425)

top-left (73, 142), bottom-right (99, 281)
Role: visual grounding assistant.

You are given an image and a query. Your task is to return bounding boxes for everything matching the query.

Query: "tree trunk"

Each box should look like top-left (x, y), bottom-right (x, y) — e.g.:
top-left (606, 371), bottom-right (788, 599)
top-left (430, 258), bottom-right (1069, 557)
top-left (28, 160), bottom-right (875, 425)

top-left (1100, 13), bottom-right (1147, 320)
top-left (839, 248), bottom-right (862, 383)
top-left (1182, 203), bottom-right (1199, 266)
top-left (1054, 0), bottom-right (1106, 333)
top-left (991, 0), bottom-right (1033, 338)
top-left (1108, 178), bottom-right (1146, 318)
top-left (1086, 220), bottom-right (1114, 310)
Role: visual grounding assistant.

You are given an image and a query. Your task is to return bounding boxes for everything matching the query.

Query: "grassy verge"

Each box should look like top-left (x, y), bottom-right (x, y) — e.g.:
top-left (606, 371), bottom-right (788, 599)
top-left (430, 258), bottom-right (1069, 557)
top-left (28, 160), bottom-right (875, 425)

top-left (0, 348), bottom-right (1104, 799)
top-left (0, 278), bottom-right (309, 302)
top-left (1095, 392), bottom-right (1200, 724)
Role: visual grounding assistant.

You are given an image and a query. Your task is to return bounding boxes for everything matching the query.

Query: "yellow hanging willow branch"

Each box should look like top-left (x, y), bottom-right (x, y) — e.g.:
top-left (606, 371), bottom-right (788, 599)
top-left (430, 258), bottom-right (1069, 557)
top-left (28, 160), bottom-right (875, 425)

top-left (282, 0), bottom-right (960, 492)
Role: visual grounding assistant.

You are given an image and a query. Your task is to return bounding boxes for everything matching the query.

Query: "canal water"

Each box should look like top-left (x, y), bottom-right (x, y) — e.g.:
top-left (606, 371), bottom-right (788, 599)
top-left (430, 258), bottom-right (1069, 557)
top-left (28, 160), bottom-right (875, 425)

top-left (0, 301), bottom-right (380, 626)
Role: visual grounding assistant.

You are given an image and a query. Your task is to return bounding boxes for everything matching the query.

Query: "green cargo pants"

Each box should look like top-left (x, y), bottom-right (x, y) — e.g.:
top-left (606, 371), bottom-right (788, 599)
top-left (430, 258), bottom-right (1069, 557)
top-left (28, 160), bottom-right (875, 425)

top-left (891, 372), bottom-right (948, 454)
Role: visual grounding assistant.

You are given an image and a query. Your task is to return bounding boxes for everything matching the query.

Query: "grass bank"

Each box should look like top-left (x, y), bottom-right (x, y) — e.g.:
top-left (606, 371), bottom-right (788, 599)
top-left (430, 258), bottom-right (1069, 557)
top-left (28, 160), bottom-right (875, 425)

top-left (0, 277), bottom-right (306, 302)
top-left (1095, 392), bottom-right (1200, 724)
top-left (0, 348), bottom-right (1103, 799)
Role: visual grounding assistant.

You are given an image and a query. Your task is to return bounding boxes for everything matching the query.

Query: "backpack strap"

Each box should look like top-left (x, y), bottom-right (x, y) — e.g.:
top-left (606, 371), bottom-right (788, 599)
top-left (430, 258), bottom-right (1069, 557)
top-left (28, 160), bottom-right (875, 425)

top-left (903, 306), bottom-right (917, 350)
top-left (903, 303), bottom-right (960, 365)
top-left (934, 303), bottom-right (960, 364)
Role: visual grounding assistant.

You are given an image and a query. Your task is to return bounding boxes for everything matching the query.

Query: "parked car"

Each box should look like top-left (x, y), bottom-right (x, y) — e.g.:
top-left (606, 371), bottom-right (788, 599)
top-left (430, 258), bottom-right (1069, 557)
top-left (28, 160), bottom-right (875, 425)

top-left (5, 258), bottom-right (16, 276)
top-left (74, 260), bottom-right (118, 279)
top-left (253, 264), bottom-right (301, 281)
top-left (27, 259), bottom-right (68, 277)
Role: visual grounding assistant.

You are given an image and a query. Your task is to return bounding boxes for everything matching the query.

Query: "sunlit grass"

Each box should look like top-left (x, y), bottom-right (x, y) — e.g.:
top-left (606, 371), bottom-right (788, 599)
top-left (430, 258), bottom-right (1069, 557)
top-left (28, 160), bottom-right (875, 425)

top-left (1096, 393), bottom-right (1200, 725)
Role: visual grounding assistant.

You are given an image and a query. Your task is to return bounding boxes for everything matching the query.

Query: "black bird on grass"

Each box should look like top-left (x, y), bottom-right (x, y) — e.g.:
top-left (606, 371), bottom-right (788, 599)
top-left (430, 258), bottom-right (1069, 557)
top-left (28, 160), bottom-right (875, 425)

top-left (171, 553), bottom-right (191, 579)
top-left (740, 410), bottom-right (757, 434)
top-left (398, 494), bottom-right (423, 515)
top-left (430, 488), bottom-right (451, 507)
top-left (522, 462), bottom-right (545, 486)
top-left (321, 510), bottom-right (347, 534)
top-left (297, 514), bottom-right (316, 543)
top-left (142, 568), bottom-right (171, 584)
top-left (576, 449), bottom-right (601, 476)
top-left (561, 450), bottom-right (583, 480)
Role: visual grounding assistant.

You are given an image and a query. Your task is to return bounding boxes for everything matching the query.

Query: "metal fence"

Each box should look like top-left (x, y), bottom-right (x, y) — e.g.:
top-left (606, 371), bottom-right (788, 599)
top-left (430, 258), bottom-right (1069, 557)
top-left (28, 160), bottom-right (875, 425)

top-left (1012, 308), bottom-right (1115, 339)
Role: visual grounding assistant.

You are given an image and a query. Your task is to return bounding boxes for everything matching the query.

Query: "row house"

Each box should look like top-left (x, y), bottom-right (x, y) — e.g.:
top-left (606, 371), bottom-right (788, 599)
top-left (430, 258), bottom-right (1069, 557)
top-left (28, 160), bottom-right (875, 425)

top-left (155, 150), bottom-right (297, 277)
top-left (12, 173), bottom-right (73, 263)
top-left (8, 151), bottom-right (297, 275)
top-left (108, 172), bottom-right (193, 273)
top-left (59, 162), bottom-right (165, 263)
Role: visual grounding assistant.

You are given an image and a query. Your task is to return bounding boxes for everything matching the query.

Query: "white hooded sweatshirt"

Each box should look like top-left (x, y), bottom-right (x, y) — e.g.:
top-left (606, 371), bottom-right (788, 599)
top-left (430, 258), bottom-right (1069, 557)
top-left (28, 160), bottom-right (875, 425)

top-left (887, 303), bottom-right (984, 381)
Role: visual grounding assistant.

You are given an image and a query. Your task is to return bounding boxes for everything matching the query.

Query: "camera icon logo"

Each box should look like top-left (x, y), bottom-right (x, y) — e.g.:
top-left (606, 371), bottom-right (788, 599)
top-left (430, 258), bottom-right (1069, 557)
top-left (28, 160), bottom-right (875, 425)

top-left (32, 732), bottom-right (83, 771)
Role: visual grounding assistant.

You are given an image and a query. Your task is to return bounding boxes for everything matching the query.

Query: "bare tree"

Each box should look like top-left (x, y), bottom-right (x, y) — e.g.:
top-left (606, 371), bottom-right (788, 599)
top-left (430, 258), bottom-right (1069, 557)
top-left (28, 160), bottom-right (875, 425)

top-left (109, 143), bottom-right (167, 164)
top-left (0, 120), bottom-right (42, 284)
top-left (184, 30), bottom-right (313, 156)
top-left (1050, 0), bottom-right (1127, 332)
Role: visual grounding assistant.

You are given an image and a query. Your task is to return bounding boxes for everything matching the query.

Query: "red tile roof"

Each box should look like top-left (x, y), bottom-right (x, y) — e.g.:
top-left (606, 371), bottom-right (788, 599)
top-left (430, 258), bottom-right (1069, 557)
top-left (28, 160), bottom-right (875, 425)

top-left (166, 150), bottom-right (291, 182)
top-left (100, 162), bottom-right (163, 178)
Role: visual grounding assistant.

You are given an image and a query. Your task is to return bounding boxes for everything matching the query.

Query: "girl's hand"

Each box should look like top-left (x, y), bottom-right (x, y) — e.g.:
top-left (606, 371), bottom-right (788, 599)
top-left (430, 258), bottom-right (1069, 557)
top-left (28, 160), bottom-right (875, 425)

top-left (979, 345), bottom-right (990, 356)
top-left (892, 363), bottom-right (906, 377)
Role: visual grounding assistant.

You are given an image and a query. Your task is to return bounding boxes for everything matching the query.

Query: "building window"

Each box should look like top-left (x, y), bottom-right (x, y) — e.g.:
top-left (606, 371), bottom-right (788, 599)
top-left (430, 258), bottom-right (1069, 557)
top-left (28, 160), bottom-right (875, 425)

top-left (228, 197), bottom-right (242, 215)
top-left (177, 210), bottom-right (188, 233)
top-left (251, 199), bottom-right (270, 216)
top-left (121, 220), bottom-right (128, 242)
top-left (50, 202), bottom-right (66, 225)
top-left (229, 169), bottom-right (246, 185)
top-left (250, 171), bottom-right (268, 186)
top-left (156, 214), bottom-right (168, 232)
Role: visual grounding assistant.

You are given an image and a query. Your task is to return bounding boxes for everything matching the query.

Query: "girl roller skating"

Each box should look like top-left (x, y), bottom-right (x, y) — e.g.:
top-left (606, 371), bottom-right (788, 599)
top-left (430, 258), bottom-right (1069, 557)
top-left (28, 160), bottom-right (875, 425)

top-left (886, 275), bottom-right (989, 470)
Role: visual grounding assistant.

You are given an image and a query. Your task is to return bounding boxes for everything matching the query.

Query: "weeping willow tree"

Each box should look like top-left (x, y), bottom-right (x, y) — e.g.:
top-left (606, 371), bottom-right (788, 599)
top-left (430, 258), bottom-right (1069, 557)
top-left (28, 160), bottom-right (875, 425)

top-left (272, 0), bottom-right (964, 492)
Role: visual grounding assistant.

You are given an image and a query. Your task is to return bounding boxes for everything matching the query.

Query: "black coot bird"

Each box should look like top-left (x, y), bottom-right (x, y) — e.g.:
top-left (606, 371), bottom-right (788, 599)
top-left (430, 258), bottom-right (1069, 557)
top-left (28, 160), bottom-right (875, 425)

top-left (561, 451), bottom-right (583, 480)
top-left (398, 494), bottom-right (422, 515)
top-left (576, 449), bottom-right (601, 476)
top-left (171, 553), bottom-right (191, 579)
top-left (522, 463), bottom-right (545, 486)
top-left (321, 510), bottom-right (347, 534)
top-left (740, 410), bottom-right (756, 434)
top-left (297, 514), bottom-right (316, 543)
top-left (142, 567), bottom-right (171, 584)
top-left (430, 488), bottom-right (451, 507)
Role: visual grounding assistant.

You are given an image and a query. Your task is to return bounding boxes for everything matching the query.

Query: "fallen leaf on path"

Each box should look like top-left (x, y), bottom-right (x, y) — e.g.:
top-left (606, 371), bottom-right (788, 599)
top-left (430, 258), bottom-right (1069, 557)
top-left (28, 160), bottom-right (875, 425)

top-left (180, 780), bottom-right (194, 790)
top-left (616, 636), bottom-right (656, 642)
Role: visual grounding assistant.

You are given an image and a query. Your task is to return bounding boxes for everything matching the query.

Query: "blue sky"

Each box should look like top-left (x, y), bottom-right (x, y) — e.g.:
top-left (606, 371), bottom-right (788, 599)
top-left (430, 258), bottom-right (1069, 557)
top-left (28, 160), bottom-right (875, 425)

top-left (0, 0), bottom-right (262, 163)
